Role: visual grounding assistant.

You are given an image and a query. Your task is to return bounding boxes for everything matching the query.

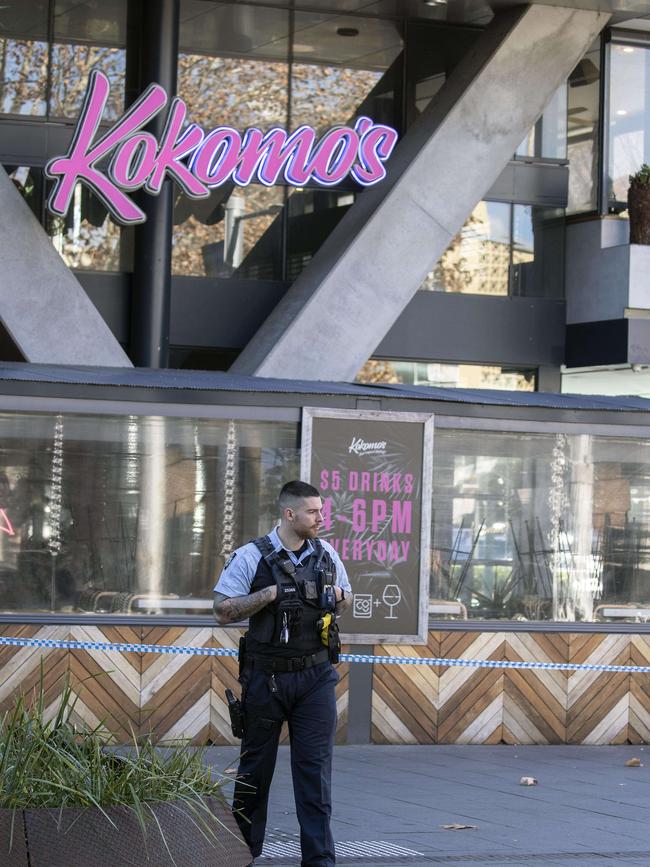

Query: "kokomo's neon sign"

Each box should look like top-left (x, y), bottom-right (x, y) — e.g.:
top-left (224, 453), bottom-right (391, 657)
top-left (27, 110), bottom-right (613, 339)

top-left (45, 69), bottom-right (399, 226)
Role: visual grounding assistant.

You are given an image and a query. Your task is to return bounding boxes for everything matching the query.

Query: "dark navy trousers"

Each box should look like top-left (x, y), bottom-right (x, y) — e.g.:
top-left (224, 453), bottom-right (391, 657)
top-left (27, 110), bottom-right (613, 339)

top-left (233, 660), bottom-right (339, 866)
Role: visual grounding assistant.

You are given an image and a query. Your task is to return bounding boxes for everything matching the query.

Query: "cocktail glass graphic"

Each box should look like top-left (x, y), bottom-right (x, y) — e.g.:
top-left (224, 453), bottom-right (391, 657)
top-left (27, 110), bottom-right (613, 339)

top-left (382, 584), bottom-right (401, 619)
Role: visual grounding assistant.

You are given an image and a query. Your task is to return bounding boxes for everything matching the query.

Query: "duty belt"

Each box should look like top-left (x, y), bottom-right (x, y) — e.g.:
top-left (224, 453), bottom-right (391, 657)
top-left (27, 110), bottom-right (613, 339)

top-left (246, 648), bottom-right (329, 673)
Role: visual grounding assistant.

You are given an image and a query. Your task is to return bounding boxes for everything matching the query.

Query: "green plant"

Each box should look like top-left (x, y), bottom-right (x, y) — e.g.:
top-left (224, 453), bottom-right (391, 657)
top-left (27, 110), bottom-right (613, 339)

top-left (0, 670), bottom-right (235, 858)
top-left (630, 164), bottom-right (650, 186)
top-left (628, 164), bottom-right (650, 244)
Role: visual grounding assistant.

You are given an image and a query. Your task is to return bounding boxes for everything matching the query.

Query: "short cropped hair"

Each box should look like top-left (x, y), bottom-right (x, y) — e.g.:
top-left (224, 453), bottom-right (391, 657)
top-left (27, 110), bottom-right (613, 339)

top-left (278, 480), bottom-right (320, 512)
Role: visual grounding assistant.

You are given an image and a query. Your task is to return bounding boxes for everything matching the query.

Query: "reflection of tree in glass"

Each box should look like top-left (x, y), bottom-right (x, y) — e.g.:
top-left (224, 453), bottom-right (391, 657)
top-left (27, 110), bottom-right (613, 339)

top-left (355, 360), bottom-right (402, 385)
top-left (171, 187), bottom-right (284, 278)
top-left (50, 45), bottom-right (125, 119)
top-left (291, 64), bottom-right (382, 132)
top-left (424, 213), bottom-right (481, 293)
top-left (0, 39), bottom-right (48, 115)
top-left (179, 54), bottom-right (288, 130)
top-left (49, 208), bottom-right (121, 271)
top-left (172, 54), bottom-right (291, 277)
top-left (422, 205), bottom-right (513, 296)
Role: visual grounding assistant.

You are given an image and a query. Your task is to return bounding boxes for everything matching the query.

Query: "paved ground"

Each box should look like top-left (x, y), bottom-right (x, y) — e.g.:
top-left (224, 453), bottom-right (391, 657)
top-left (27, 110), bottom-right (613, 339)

top-left (206, 744), bottom-right (650, 866)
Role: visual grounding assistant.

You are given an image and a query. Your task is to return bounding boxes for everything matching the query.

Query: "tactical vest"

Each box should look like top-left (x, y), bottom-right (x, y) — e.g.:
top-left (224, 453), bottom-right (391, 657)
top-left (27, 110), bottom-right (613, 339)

top-left (245, 536), bottom-right (335, 658)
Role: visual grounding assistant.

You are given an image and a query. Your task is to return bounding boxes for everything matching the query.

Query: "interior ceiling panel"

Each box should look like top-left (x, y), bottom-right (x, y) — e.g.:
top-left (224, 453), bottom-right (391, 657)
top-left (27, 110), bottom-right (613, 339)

top-left (219, 0), bottom-right (650, 27)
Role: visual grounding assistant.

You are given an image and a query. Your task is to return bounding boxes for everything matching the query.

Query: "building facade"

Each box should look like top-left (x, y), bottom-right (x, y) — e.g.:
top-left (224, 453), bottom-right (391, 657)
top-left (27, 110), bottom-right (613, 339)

top-left (3, 0), bottom-right (650, 744)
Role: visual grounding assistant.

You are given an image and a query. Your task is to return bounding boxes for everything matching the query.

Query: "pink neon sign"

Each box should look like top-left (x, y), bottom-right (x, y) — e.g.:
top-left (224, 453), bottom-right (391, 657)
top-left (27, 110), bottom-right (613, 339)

top-left (45, 70), bottom-right (399, 227)
top-left (0, 509), bottom-right (14, 536)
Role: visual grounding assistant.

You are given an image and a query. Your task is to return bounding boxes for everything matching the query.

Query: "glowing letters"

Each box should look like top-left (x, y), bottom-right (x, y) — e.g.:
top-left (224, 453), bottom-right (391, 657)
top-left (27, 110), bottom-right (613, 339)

top-left (0, 509), bottom-right (15, 536)
top-left (45, 69), bottom-right (399, 226)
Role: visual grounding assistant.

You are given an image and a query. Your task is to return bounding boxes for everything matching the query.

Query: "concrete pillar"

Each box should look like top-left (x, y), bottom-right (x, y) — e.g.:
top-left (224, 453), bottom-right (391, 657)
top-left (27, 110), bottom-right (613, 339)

top-left (231, 5), bottom-right (608, 382)
top-left (0, 165), bottom-right (132, 366)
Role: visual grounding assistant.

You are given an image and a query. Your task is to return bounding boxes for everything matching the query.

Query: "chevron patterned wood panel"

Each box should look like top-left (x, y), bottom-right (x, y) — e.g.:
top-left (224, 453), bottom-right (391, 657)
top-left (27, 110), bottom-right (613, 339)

top-left (68, 624), bottom-right (142, 741)
top-left (502, 632), bottom-right (568, 745)
top-left (371, 633), bottom-right (440, 744)
top-left (629, 636), bottom-right (650, 744)
top-left (1, 627), bottom-right (648, 745)
top-left (372, 631), bottom-right (650, 745)
top-left (566, 633), bottom-right (650, 745)
top-left (0, 626), bottom-right (350, 746)
top-left (0, 625), bottom-right (70, 721)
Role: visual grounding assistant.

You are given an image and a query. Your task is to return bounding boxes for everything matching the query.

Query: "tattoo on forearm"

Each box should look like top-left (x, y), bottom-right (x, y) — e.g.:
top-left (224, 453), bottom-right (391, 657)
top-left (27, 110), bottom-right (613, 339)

top-left (213, 586), bottom-right (275, 624)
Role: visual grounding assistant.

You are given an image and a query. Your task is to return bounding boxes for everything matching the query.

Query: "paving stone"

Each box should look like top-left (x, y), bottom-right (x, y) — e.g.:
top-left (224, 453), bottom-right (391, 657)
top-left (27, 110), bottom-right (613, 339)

top-left (204, 745), bottom-right (650, 863)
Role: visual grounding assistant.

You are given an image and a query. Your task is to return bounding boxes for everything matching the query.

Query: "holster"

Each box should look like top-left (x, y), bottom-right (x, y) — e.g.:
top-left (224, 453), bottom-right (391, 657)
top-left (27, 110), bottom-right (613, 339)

top-left (327, 620), bottom-right (341, 664)
top-left (318, 612), bottom-right (341, 664)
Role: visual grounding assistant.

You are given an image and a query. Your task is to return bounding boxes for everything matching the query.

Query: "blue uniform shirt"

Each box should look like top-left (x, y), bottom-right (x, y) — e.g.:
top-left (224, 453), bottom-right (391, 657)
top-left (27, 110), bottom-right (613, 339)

top-left (214, 526), bottom-right (352, 598)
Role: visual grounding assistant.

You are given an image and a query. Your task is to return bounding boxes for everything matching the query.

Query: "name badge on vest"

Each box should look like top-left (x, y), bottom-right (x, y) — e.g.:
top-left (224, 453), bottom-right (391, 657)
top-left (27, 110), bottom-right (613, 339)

top-left (304, 580), bottom-right (318, 600)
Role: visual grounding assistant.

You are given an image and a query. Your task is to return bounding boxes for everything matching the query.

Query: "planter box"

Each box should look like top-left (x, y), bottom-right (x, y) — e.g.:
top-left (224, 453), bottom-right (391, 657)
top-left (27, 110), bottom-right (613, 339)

top-left (0, 798), bottom-right (250, 867)
top-left (566, 218), bottom-right (650, 324)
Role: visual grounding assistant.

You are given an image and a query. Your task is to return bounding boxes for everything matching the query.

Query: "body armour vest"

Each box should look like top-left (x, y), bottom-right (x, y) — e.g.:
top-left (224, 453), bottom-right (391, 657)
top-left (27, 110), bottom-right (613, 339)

top-left (245, 536), bottom-right (335, 658)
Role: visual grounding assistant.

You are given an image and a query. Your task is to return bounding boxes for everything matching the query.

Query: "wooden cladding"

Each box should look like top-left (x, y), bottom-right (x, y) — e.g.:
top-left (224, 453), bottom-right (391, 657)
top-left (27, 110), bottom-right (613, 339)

top-left (0, 627), bottom-right (648, 745)
top-left (0, 625), bottom-right (350, 747)
top-left (372, 631), bottom-right (650, 745)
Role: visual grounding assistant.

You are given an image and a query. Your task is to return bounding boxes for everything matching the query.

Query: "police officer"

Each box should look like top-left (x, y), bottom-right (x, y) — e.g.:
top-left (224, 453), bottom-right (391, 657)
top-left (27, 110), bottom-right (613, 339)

top-left (213, 480), bottom-right (352, 867)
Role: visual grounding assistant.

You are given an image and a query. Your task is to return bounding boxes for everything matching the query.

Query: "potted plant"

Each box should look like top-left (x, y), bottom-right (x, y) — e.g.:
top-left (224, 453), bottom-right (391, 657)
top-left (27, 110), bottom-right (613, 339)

top-left (628, 164), bottom-right (650, 244)
top-left (0, 676), bottom-right (250, 867)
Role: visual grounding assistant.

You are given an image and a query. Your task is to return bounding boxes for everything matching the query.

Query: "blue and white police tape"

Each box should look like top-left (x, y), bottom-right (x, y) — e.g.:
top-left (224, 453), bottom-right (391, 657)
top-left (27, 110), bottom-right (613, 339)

top-left (0, 634), bottom-right (649, 674)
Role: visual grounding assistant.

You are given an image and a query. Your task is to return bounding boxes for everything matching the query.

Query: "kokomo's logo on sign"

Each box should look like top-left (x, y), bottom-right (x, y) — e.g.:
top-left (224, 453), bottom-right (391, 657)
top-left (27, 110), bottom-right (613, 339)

top-left (45, 69), bottom-right (399, 227)
top-left (348, 437), bottom-right (387, 456)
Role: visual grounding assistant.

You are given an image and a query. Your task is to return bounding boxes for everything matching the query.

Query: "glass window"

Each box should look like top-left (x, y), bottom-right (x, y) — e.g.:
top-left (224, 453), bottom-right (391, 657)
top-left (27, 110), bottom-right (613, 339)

top-left (285, 187), bottom-right (355, 281)
top-left (356, 360), bottom-right (536, 391)
top-left (180, 1), bottom-right (289, 63)
top-left (515, 83), bottom-right (568, 161)
top-left (0, 0), bottom-right (127, 121)
top-left (50, 0), bottom-right (127, 121)
top-left (513, 205), bottom-right (565, 298)
top-left (172, 185), bottom-right (284, 279)
top-left (432, 428), bottom-right (650, 621)
top-left (608, 40), bottom-right (650, 204)
top-left (49, 43), bottom-right (125, 121)
top-left (178, 53), bottom-right (289, 131)
top-left (46, 179), bottom-right (124, 271)
top-left (0, 410), bottom-right (299, 615)
top-left (0, 2), bottom-right (49, 116)
top-left (422, 201), bottom-right (511, 295)
top-left (3, 164), bottom-right (126, 272)
top-left (4, 165), bottom-right (44, 221)
top-left (179, 2), bottom-right (289, 129)
top-left (567, 41), bottom-right (600, 213)
top-left (53, 0), bottom-right (127, 45)
top-left (420, 201), bottom-right (564, 298)
top-left (176, 1), bottom-right (290, 278)
top-left (405, 20), bottom-right (480, 125)
top-left (175, 4), bottom-right (402, 280)
top-left (290, 13), bottom-right (402, 133)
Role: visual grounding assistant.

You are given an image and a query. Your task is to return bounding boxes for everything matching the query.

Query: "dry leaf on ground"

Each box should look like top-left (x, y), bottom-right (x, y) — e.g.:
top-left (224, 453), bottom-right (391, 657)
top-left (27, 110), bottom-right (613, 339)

top-left (441, 824), bottom-right (477, 831)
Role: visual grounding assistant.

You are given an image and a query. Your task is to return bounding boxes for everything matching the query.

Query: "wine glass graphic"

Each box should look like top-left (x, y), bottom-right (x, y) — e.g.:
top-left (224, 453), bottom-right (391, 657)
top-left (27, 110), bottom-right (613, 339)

top-left (382, 584), bottom-right (401, 619)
